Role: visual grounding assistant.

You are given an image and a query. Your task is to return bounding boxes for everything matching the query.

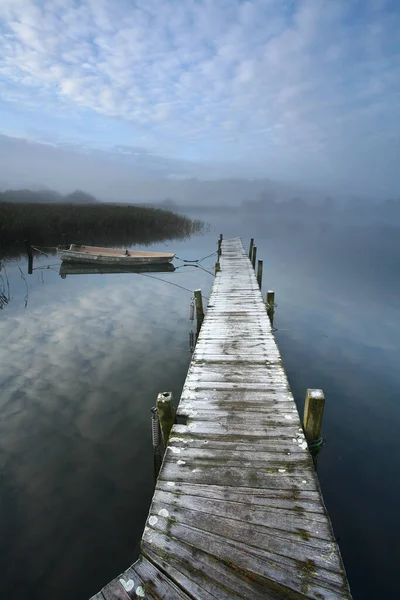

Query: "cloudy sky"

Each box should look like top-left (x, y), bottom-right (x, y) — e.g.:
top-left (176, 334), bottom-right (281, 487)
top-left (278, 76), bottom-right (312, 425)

top-left (0, 0), bottom-right (399, 196)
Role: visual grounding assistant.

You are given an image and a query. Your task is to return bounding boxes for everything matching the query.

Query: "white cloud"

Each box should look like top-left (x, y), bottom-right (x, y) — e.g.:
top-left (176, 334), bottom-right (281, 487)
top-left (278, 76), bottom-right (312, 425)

top-left (0, 0), bottom-right (399, 194)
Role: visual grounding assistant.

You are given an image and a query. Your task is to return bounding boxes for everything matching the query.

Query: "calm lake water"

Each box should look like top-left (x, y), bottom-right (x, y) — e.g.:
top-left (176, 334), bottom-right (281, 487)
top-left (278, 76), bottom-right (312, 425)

top-left (1, 209), bottom-right (399, 599)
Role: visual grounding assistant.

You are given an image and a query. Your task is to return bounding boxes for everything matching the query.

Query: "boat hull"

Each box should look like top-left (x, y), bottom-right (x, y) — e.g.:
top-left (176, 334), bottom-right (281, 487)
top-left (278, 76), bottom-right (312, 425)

top-left (58, 245), bottom-right (175, 265)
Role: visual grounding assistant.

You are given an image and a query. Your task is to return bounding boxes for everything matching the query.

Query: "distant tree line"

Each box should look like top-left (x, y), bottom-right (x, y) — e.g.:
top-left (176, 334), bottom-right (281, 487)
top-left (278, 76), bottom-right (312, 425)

top-left (0, 188), bottom-right (100, 204)
top-left (0, 195), bottom-right (202, 258)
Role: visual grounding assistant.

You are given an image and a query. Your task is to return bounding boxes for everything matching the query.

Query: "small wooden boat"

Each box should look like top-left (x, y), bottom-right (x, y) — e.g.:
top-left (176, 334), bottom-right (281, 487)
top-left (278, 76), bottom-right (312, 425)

top-left (58, 244), bottom-right (175, 265)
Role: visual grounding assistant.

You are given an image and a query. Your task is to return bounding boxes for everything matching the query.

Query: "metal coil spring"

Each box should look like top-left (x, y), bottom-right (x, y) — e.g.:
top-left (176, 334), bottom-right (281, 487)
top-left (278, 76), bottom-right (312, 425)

top-left (151, 407), bottom-right (161, 450)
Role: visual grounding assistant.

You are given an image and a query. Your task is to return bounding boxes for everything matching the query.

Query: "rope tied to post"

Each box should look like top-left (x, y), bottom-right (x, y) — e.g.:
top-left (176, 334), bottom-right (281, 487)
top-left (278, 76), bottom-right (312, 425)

top-left (308, 437), bottom-right (325, 449)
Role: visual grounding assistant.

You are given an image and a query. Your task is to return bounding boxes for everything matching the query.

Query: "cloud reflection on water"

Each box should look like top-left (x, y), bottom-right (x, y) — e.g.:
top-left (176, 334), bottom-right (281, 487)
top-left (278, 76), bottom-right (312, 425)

top-left (0, 267), bottom-right (208, 599)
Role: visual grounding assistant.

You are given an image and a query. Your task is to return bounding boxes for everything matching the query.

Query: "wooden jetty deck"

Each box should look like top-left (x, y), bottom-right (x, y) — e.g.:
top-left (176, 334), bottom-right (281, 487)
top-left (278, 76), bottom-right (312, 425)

top-left (92, 238), bottom-right (351, 600)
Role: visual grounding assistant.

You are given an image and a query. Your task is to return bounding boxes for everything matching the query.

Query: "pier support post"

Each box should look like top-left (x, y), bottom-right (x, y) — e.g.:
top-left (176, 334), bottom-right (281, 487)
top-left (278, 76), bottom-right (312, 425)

top-left (303, 389), bottom-right (325, 445)
top-left (194, 288), bottom-right (204, 332)
top-left (266, 290), bottom-right (275, 325)
top-left (252, 246), bottom-right (257, 269)
top-left (24, 240), bottom-right (33, 275)
top-left (215, 262), bottom-right (221, 274)
top-left (156, 392), bottom-right (175, 446)
top-left (249, 238), bottom-right (254, 259)
top-left (257, 260), bottom-right (263, 289)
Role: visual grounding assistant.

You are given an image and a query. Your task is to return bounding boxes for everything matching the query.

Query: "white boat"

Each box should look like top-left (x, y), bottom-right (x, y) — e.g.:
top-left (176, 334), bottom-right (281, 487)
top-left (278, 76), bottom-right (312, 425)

top-left (58, 244), bottom-right (175, 265)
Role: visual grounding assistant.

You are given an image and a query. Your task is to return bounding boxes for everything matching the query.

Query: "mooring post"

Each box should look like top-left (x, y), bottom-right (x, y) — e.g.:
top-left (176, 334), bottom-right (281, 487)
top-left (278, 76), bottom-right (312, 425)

top-left (215, 261), bottom-right (221, 274)
top-left (266, 290), bottom-right (275, 325)
top-left (249, 238), bottom-right (254, 259)
top-left (303, 389), bottom-right (325, 446)
top-left (194, 288), bottom-right (204, 332)
top-left (257, 260), bottom-right (263, 289)
top-left (24, 240), bottom-right (33, 275)
top-left (189, 330), bottom-right (195, 353)
top-left (156, 391), bottom-right (175, 446)
top-left (252, 246), bottom-right (257, 269)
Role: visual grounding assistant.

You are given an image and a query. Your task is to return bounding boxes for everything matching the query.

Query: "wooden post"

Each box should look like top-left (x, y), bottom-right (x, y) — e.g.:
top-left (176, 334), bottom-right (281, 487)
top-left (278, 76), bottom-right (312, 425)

top-left (257, 260), bottom-right (263, 289)
top-left (24, 240), bottom-right (33, 275)
top-left (218, 234), bottom-right (223, 259)
top-left (156, 392), bottom-right (175, 446)
top-left (252, 246), bottom-right (257, 269)
top-left (303, 389), bottom-right (325, 444)
top-left (266, 290), bottom-right (275, 325)
top-left (215, 261), bottom-right (221, 274)
top-left (189, 330), bottom-right (195, 353)
top-left (194, 289), bottom-right (204, 332)
top-left (249, 238), bottom-right (254, 259)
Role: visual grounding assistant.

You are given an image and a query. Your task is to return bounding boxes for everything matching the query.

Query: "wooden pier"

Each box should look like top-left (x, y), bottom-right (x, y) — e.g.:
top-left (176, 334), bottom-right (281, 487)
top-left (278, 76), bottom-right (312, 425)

top-left (92, 238), bottom-right (351, 600)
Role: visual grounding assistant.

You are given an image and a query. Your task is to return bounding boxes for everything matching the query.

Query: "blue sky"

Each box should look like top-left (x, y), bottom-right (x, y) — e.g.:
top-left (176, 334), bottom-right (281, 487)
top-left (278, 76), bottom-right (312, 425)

top-left (0, 0), bottom-right (399, 195)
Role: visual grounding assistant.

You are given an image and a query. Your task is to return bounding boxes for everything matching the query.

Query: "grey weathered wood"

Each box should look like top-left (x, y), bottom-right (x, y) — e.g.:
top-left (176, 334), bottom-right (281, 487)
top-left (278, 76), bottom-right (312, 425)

top-left (156, 391), bottom-right (175, 446)
top-left (303, 388), bottom-right (326, 443)
top-left (194, 288), bottom-right (204, 330)
top-left (248, 237), bottom-right (254, 259)
top-left (91, 238), bottom-right (351, 600)
top-left (257, 259), bottom-right (263, 288)
top-left (252, 245), bottom-right (257, 269)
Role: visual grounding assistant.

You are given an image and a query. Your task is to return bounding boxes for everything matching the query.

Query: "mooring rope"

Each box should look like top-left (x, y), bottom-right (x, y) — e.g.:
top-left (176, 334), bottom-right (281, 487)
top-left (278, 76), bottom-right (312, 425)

top-left (175, 263), bottom-right (215, 277)
top-left (175, 251), bottom-right (217, 263)
top-left (138, 272), bottom-right (209, 299)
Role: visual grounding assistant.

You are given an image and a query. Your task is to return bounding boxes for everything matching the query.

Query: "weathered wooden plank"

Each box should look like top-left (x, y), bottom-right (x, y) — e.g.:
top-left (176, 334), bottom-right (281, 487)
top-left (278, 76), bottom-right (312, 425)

top-left (156, 480), bottom-right (325, 513)
top-left (128, 556), bottom-right (191, 598)
top-left (168, 434), bottom-right (308, 454)
top-left (159, 461), bottom-right (319, 490)
top-left (143, 521), bottom-right (348, 598)
top-left (102, 580), bottom-right (131, 600)
top-left (142, 535), bottom-right (296, 600)
top-left (163, 445), bottom-right (312, 467)
top-left (152, 489), bottom-right (330, 530)
top-left (171, 422), bottom-right (307, 439)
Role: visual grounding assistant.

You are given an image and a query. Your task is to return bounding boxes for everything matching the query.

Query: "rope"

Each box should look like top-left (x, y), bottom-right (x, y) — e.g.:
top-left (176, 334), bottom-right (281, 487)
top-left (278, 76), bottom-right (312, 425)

top-left (308, 437), bottom-right (325, 449)
top-left (175, 263), bottom-right (215, 277)
top-left (31, 245), bottom-right (50, 256)
top-left (175, 251), bottom-right (217, 263)
top-left (138, 272), bottom-right (209, 299)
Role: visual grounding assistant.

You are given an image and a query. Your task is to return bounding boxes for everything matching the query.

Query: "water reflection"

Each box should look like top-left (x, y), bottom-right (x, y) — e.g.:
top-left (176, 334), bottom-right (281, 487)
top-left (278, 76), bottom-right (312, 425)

top-left (0, 263), bottom-right (11, 309)
top-left (1, 214), bottom-right (400, 600)
top-left (0, 236), bottom-right (214, 600)
top-left (59, 262), bottom-right (176, 277)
